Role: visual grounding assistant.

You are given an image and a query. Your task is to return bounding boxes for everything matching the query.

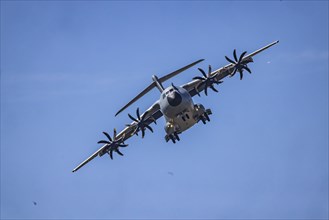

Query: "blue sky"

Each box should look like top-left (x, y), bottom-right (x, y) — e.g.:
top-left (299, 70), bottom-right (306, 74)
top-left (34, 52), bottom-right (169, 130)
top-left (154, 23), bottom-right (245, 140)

top-left (1, 1), bottom-right (328, 219)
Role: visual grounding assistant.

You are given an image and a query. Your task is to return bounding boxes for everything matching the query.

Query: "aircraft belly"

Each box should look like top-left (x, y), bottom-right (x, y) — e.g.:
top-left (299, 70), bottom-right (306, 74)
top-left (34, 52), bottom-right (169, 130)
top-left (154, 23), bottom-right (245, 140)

top-left (172, 111), bottom-right (197, 132)
top-left (162, 98), bottom-right (197, 133)
top-left (160, 85), bottom-right (199, 135)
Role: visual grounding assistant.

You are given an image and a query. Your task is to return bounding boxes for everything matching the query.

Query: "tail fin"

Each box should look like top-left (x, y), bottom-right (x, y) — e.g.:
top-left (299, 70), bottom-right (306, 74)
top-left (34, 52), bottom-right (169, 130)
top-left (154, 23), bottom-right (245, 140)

top-left (158, 59), bottom-right (204, 84)
top-left (115, 59), bottom-right (204, 116)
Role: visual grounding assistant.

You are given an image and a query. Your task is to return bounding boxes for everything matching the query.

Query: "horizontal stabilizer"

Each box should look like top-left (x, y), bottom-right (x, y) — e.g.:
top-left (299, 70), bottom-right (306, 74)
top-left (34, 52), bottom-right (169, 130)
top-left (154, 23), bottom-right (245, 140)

top-left (115, 59), bottom-right (204, 116)
top-left (115, 82), bottom-right (156, 116)
top-left (158, 59), bottom-right (204, 83)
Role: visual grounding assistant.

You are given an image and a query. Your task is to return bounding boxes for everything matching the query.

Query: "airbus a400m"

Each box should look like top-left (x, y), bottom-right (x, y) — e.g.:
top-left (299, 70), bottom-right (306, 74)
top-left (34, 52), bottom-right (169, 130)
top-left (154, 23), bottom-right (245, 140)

top-left (72, 41), bottom-right (279, 172)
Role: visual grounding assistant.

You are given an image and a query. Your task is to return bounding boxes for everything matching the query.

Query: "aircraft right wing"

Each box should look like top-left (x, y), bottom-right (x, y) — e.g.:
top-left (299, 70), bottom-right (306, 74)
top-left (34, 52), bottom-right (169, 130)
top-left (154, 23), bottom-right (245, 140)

top-left (182, 40), bottom-right (279, 97)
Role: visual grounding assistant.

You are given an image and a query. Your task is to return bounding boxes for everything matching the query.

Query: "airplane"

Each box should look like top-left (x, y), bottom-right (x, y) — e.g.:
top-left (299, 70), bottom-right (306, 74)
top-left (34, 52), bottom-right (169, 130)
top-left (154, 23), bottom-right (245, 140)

top-left (72, 40), bottom-right (279, 172)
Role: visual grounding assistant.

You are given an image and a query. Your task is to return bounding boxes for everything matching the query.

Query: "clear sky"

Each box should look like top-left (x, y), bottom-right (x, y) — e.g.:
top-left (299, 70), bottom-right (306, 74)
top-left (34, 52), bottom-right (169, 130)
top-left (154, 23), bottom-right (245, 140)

top-left (1, 1), bottom-right (328, 219)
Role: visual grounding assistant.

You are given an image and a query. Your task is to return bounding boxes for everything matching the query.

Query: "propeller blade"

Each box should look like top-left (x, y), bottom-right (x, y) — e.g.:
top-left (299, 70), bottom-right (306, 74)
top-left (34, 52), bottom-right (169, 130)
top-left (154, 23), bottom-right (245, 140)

top-left (239, 51), bottom-right (247, 63)
top-left (210, 85), bottom-right (218, 93)
top-left (193, 76), bottom-right (205, 81)
top-left (241, 59), bottom-right (253, 65)
top-left (225, 56), bottom-right (236, 64)
top-left (109, 150), bottom-right (113, 160)
top-left (196, 82), bottom-right (203, 93)
top-left (231, 68), bottom-right (237, 76)
top-left (198, 68), bottom-right (207, 78)
top-left (233, 49), bottom-right (238, 62)
top-left (116, 149), bottom-right (124, 156)
top-left (193, 64), bottom-right (223, 96)
top-left (128, 114), bottom-right (138, 123)
top-left (136, 108), bottom-right (141, 120)
top-left (226, 50), bottom-right (252, 80)
top-left (128, 107), bottom-right (156, 138)
top-left (148, 116), bottom-right (157, 125)
top-left (145, 124), bottom-right (154, 133)
top-left (243, 65), bottom-right (252, 73)
top-left (98, 140), bottom-right (110, 144)
top-left (208, 65), bottom-right (212, 76)
top-left (103, 132), bottom-right (112, 142)
top-left (133, 126), bottom-right (139, 135)
top-left (194, 85), bottom-right (201, 97)
top-left (113, 128), bottom-right (117, 140)
top-left (239, 70), bottom-right (243, 80)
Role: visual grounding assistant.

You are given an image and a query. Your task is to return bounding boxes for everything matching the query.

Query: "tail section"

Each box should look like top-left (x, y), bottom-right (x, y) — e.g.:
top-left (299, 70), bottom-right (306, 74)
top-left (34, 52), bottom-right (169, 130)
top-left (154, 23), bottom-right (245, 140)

top-left (115, 59), bottom-right (204, 116)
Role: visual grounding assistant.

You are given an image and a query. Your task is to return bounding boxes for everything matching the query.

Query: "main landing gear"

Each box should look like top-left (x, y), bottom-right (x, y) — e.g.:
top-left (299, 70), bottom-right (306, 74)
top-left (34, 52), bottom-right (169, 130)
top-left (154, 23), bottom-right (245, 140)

top-left (199, 108), bottom-right (212, 124)
top-left (165, 132), bottom-right (180, 144)
top-left (194, 104), bottom-right (212, 124)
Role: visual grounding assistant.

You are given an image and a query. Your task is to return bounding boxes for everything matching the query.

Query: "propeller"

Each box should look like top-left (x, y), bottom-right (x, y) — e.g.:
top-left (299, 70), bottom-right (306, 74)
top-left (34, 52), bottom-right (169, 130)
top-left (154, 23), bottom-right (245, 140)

top-left (225, 49), bottom-right (253, 80)
top-left (127, 108), bottom-right (156, 138)
top-left (193, 65), bottom-right (223, 96)
top-left (98, 129), bottom-right (128, 159)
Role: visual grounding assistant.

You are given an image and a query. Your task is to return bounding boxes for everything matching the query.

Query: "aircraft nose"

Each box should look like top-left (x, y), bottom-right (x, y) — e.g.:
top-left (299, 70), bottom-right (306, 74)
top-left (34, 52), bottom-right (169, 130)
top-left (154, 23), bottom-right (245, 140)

top-left (167, 91), bottom-right (182, 107)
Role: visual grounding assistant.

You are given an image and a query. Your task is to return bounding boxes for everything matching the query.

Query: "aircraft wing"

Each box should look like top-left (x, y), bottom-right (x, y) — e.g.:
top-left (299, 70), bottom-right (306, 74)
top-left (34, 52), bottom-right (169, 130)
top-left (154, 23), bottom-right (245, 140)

top-left (72, 101), bottom-right (162, 172)
top-left (182, 41), bottom-right (279, 97)
top-left (72, 41), bottom-right (279, 172)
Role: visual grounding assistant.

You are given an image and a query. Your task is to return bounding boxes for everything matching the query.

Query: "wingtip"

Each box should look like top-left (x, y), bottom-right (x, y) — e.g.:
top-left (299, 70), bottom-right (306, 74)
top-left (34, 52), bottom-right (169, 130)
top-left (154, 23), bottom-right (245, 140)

top-left (115, 111), bottom-right (121, 117)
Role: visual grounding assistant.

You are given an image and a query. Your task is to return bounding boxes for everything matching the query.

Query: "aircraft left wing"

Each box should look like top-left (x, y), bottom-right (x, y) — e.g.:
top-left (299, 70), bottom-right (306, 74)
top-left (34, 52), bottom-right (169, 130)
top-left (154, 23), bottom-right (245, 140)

top-left (72, 101), bottom-right (162, 172)
top-left (72, 59), bottom-right (206, 172)
top-left (182, 40), bottom-right (279, 97)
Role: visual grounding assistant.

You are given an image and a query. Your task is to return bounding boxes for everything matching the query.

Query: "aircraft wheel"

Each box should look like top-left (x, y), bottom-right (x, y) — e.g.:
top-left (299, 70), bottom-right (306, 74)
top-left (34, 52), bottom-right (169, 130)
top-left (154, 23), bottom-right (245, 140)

top-left (204, 113), bottom-right (210, 122)
top-left (174, 132), bottom-right (180, 141)
top-left (170, 135), bottom-right (176, 144)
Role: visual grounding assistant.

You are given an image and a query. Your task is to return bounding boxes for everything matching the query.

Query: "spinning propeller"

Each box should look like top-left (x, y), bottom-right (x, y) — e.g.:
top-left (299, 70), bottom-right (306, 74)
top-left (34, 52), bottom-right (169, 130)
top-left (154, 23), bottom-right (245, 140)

top-left (98, 129), bottom-right (128, 159)
top-left (128, 108), bottom-right (156, 138)
top-left (225, 49), bottom-right (253, 80)
top-left (193, 65), bottom-right (223, 96)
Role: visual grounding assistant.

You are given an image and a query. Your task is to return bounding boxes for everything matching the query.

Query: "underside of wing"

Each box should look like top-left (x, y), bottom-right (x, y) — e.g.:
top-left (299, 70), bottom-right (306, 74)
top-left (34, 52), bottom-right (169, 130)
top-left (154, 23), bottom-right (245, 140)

top-left (72, 41), bottom-right (279, 173)
top-left (118, 101), bottom-right (162, 141)
top-left (72, 101), bottom-right (162, 172)
top-left (115, 59), bottom-right (204, 117)
top-left (72, 145), bottom-right (107, 172)
top-left (183, 41), bottom-right (279, 97)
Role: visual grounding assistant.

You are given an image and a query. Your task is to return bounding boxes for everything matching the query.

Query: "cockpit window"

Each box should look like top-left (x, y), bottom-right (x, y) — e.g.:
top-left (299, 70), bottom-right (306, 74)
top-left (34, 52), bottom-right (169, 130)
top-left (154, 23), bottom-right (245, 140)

top-left (164, 88), bottom-right (175, 96)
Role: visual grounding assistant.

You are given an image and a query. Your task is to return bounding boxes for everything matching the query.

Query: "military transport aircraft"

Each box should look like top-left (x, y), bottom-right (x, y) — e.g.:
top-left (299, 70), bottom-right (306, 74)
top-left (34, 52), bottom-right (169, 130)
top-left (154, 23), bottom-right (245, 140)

top-left (72, 40), bottom-right (279, 172)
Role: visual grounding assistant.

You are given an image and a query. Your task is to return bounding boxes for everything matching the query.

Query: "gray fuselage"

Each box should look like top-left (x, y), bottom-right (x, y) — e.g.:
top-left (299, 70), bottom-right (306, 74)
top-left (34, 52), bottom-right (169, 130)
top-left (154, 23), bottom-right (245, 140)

top-left (159, 85), bottom-right (198, 135)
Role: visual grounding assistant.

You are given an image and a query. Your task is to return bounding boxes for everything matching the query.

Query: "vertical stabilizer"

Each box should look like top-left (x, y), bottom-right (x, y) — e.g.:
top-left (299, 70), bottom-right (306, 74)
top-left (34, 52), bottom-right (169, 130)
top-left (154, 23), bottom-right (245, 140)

top-left (152, 75), bottom-right (164, 92)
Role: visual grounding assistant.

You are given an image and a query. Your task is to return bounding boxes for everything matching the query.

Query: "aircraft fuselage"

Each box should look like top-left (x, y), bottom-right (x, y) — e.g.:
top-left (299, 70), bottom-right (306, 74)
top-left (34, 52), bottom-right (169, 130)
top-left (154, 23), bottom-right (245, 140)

top-left (159, 85), bottom-right (204, 136)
